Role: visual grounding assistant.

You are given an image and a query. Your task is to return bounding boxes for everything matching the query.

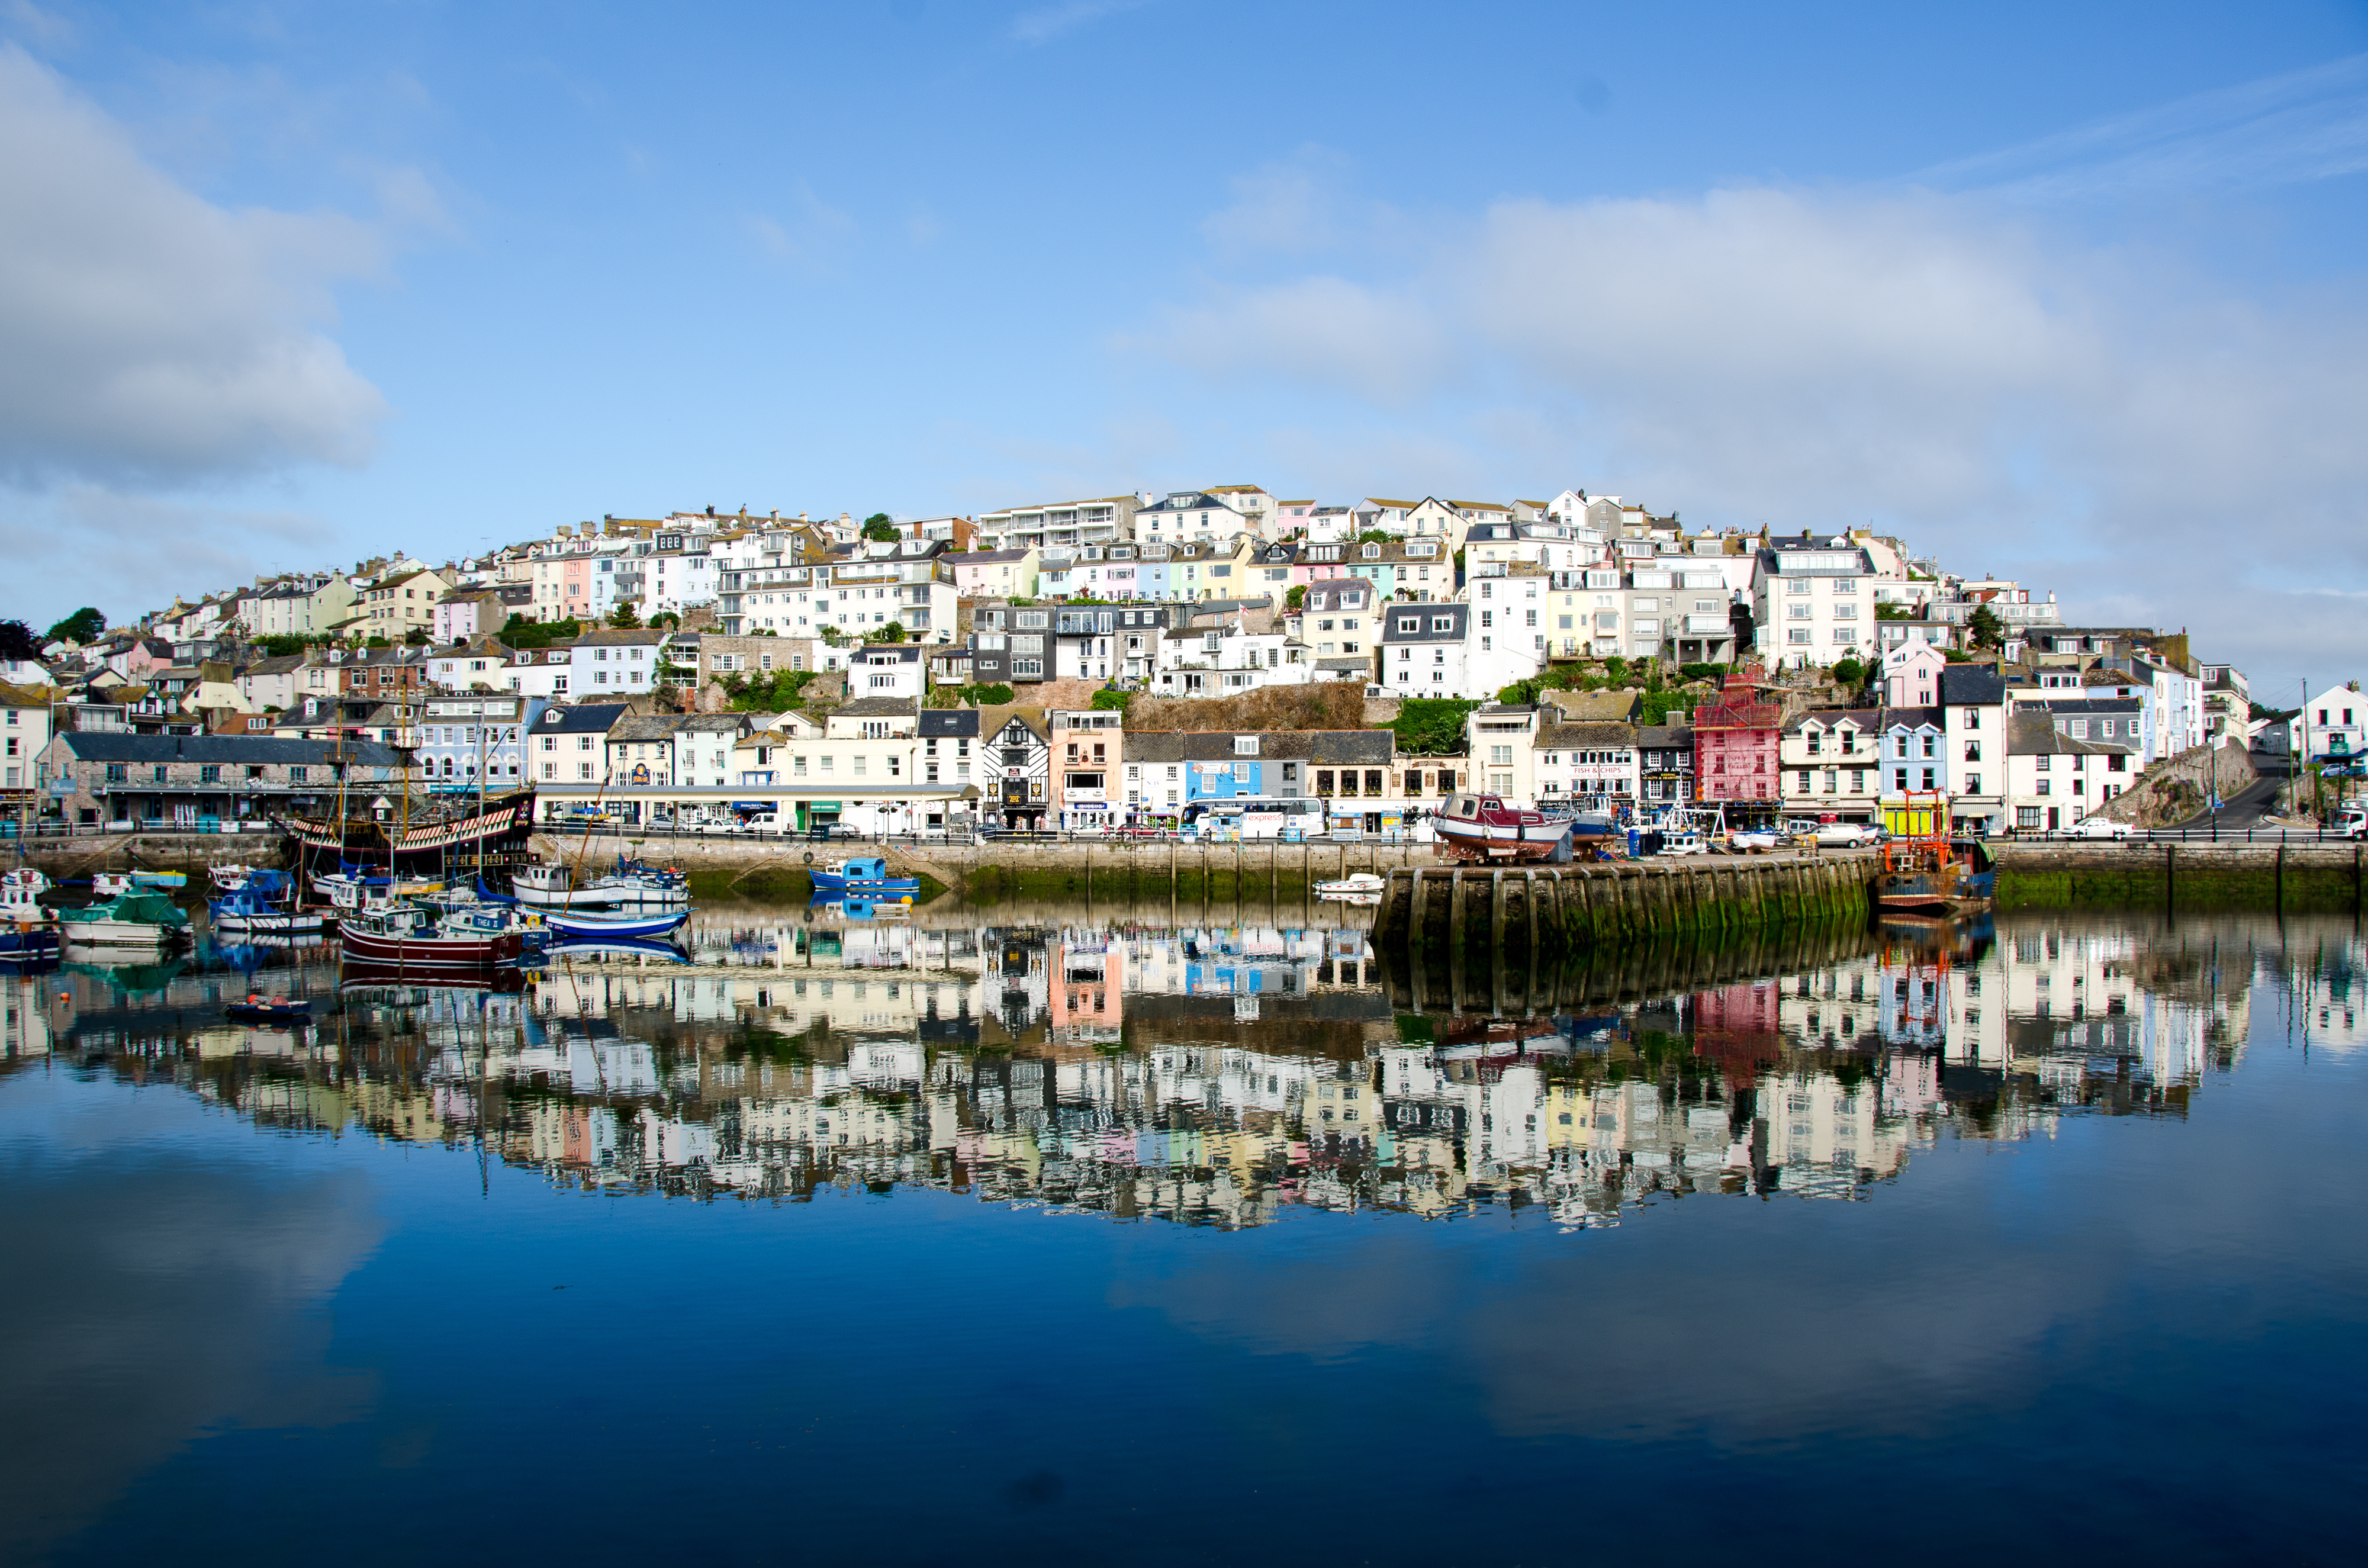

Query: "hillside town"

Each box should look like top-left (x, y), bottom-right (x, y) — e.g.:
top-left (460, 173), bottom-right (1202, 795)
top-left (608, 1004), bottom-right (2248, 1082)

top-left (4, 486), bottom-right (2351, 841)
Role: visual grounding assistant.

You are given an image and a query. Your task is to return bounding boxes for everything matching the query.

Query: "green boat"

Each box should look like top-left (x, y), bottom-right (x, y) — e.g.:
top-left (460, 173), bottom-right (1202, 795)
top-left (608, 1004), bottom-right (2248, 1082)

top-left (60, 890), bottom-right (192, 948)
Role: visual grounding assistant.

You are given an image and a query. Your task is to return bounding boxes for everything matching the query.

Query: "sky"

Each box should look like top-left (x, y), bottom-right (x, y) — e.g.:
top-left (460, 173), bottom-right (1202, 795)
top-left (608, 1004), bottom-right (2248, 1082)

top-left (1, 1), bottom-right (2364, 696)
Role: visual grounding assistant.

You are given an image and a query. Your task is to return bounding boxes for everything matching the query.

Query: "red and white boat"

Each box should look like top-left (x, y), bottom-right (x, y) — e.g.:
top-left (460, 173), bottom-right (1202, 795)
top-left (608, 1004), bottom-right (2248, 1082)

top-left (1432, 794), bottom-right (1577, 862)
top-left (338, 903), bottom-right (525, 971)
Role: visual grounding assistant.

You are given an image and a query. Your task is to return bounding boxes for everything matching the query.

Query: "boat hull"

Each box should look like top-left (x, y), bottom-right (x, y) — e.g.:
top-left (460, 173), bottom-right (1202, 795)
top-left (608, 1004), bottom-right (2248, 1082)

top-left (809, 874), bottom-right (920, 896)
top-left (339, 925), bottom-right (524, 970)
top-left (0, 928), bottom-right (60, 958)
top-left (61, 919), bottom-right (181, 947)
top-left (510, 883), bottom-right (689, 910)
top-left (1434, 817), bottom-right (1568, 862)
top-left (214, 911), bottom-right (328, 934)
top-left (542, 910), bottom-right (691, 940)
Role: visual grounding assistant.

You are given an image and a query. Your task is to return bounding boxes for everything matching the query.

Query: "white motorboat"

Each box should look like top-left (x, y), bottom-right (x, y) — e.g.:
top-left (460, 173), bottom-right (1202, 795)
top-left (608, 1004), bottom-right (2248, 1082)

top-left (60, 888), bottom-right (191, 948)
top-left (511, 858), bottom-right (690, 911)
top-left (1432, 795), bottom-right (1574, 863)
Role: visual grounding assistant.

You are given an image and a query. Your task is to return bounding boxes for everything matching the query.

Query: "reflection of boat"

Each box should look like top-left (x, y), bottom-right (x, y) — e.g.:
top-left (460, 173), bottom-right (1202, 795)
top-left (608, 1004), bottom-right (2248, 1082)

top-left (1315, 872), bottom-right (1386, 900)
top-left (0, 868), bottom-right (59, 961)
top-left (226, 994), bottom-right (311, 1025)
top-left (841, 896), bottom-right (910, 921)
top-left (60, 889), bottom-right (191, 948)
top-left (65, 956), bottom-right (187, 993)
top-left (339, 961), bottom-right (527, 997)
top-left (1433, 795), bottom-right (1573, 862)
top-left (511, 858), bottom-right (689, 911)
top-left (809, 857), bottom-right (919, 897)
top-left (339, 904), bottom-right (525, 970)
top-left (543, 907), bottom-right (690, 939)
top-left (544, 935), bottom-right (693, 964)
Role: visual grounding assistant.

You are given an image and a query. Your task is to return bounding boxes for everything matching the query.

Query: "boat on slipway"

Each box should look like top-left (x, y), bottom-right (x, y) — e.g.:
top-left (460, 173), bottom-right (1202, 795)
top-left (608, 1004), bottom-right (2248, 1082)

top-left (1432, 796), bottom-right (1576, 864)
top-left (511, 857), bottom-right (690, 912)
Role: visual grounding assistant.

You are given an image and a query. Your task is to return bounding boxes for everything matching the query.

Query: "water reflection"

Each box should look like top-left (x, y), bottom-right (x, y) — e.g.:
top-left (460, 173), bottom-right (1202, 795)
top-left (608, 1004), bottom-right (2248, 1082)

top-left (4, 903), bottom-right (2360, 1232)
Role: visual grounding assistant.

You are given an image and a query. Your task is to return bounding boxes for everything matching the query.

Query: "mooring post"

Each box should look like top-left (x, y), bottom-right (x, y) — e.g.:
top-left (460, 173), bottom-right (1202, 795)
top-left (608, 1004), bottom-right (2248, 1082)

top-left (1448, 868), bottom-right (1468, 977)
top-left (1489, 869), bottom-right (1508, 959)
top-left (1523, 870), bottom-right (1539, 1015)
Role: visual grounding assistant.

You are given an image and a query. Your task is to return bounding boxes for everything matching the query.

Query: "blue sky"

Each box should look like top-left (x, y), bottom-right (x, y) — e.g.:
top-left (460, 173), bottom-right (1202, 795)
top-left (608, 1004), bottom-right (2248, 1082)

top-left (2, 1), bottom-right (2364, 692)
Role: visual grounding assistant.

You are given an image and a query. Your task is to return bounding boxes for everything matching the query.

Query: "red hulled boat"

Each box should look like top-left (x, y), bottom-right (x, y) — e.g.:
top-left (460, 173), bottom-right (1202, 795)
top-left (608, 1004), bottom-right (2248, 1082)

top-left (1432, 794), bottom-right (1575, 863)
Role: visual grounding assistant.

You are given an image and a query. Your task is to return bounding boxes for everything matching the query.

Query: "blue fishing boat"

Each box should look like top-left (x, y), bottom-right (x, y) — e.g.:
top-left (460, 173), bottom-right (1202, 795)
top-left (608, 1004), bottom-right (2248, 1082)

top-left (542, 906), bottom-right (691, 940)
top-left (1, 868), bottom-right (60, 961)
top-left (808, 857), bottom-right (919, 897)
top-left (209, 885), bottom-right (326, 934)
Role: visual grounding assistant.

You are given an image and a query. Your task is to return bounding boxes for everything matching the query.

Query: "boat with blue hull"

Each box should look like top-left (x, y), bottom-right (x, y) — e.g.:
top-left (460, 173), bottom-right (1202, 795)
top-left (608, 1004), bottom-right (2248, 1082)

top-left (1, 868), bottom-right (59, 961)
top-left (543, 934), bottom-right (693, 964)
top-left (209, 885), bottom-right (326, 935)
top-left (809, 857), bottom-right (919, 898)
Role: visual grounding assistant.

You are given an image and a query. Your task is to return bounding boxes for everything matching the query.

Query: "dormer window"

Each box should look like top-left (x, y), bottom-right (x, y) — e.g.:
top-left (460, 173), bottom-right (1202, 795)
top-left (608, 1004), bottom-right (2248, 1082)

top-left (1233, 735), bottom-right (1259, 756)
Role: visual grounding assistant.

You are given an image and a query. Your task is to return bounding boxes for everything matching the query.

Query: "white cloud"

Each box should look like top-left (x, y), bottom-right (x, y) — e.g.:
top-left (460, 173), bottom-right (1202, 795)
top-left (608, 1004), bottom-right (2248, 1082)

top-left (1920, 51), bottom-right (2368, 201)
top-left (1009, 0), bottom-right (1152, 47)
top-left (0, 485), bottom-right (337, 624)
top-left (0, 44), bottom-right (388, 487)
top-left (1133, 179), bottom-right (2368, 679)
top-left (748, 179), bottom-right (858, 268)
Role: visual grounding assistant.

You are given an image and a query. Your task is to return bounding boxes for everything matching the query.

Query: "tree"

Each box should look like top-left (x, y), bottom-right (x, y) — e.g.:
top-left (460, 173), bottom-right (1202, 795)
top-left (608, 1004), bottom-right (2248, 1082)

top-left (1354, 530), bottom-right (1395, 546)
top-left (0, 621), bottom-right (40, 661)
top-left (1389, 698), bottom-right (1478, 756)
top-left (960, 682), bottom-right (1015, 706)
top-left (818, 626), bottom-right (848, 647)
top-left (866, 622), bottom-right (907, 644)
top-left (1967, 603), bottom-right (2005, 649)
top-left (608, 601), bottom-right (642, 629)
top-left (1832, 656), bottom-right (1866, 687)
top-left (1284, 585), bottom-right (1307, 613)
top-left (862, 513), bottom-right (898, 542)
top-left (46, 607), bottom-right (104, 645)
top-left (1090, 687), bottom-right (1129, 713)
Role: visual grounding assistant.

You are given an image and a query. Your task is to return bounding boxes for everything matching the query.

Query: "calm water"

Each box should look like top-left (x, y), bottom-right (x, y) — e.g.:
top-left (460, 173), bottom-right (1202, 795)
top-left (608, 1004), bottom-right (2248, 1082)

top-left (2, 902), bottom-right (2364, 1566)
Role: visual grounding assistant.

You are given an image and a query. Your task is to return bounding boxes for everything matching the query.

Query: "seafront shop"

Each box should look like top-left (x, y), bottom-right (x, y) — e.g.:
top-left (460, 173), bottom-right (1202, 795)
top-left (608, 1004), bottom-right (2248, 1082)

top-left (533, 782), bottom-right (977, 836)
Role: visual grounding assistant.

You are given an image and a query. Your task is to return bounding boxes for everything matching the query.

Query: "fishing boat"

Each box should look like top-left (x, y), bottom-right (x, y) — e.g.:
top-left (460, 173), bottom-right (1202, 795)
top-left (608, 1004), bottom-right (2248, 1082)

top-left (540, 904), bottom-right (688, 939)
top-left (338, 903), bottom-right (525, 971)
top-left (129, 870), bottom-right (186, 889)
top-left (1874, 793), bottom-right (1998, 914)
top-left (209, 886), bottom-right (327, 935)
top-left (1431, 795), bottom-right (1575, 864)
top-left (314, 868), bottom-right (444, 915)
top-left (225, 994), bottom-right (311, 1026)
top-left (59, 888), bottom-right (192, 948)
top-left (510, 858), bottom-right (690, 911)
top-left (0, 868), bottom-right (59, 961)
top-left (1315, 872), bottom-right (1387, 904)
top-left (809, 857), bottom-right (920, 897)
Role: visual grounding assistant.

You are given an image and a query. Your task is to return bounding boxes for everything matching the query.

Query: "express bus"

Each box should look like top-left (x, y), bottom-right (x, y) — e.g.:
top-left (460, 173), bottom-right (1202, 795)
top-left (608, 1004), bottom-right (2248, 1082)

top-left (1178, 796), bottom-right (1328, 841)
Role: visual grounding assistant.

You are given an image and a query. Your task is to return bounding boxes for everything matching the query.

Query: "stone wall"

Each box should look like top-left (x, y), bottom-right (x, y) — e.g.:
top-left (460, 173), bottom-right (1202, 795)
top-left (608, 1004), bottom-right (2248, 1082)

top-left (2093, 739), bottom-right (2257, 828)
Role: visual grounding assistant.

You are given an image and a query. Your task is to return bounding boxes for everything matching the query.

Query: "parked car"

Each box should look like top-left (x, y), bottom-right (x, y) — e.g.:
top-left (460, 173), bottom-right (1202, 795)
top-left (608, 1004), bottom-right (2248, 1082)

top-left (1814, 822), bottom-right (1881, 848)
top-left (2065, 816), bottom-right (2133, 841)
top-left (1109, 823), bottom-right (1167, 839)
top-left (2332, 804), bottom-right (2367, 839)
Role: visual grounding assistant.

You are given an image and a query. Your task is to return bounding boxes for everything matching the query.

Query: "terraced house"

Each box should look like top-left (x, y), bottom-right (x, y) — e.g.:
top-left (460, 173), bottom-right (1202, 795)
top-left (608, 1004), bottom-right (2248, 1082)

top-left (40, 732), bottom-right (406, 829)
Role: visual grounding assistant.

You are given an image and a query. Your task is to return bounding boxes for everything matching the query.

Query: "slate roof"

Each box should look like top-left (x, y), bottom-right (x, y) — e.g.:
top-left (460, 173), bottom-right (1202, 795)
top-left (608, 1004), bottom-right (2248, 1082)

top-left (834, 697), bottom-right (919, 719)
top-left (1379, 604), bottom-right (1469, 643)
top-left (606, 716), bottom-right (685, 743)
top-left (918, 709), bottom-right (980, 738)
top-left (1938, 665), bottom-right (2008, 706)
top-left (1536, 721), bottom-right (1640, 751)
top-left (53, 733), bottom-right (404, 768)
top-left (1119, 729), bottom-right (1394, 765)
top-left (535, 703), bottom-right (630, 735)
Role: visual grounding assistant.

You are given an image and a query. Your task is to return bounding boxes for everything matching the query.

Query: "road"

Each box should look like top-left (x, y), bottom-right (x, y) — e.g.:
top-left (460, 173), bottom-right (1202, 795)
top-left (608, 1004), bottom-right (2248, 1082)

top-left (2172, 771), bottom-right (2285, 831)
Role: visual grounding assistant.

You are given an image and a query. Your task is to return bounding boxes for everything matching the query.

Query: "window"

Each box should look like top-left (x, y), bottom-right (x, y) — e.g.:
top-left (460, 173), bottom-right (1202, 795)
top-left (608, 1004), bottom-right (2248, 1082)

top-left (200, 765), bottom-right (220, 783)
top-left (105, 763), bottom-right (127, 783)
top-left (1964, 707), bottom-right (1981, 729)
top-left (289, 765), bottom-right (308, 784)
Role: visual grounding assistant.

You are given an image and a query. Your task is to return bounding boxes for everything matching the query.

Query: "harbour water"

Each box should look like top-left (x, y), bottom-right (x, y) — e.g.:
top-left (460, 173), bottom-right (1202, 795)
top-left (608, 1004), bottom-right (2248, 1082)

top-left (2, 903), bottom-right (2363, 1564)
